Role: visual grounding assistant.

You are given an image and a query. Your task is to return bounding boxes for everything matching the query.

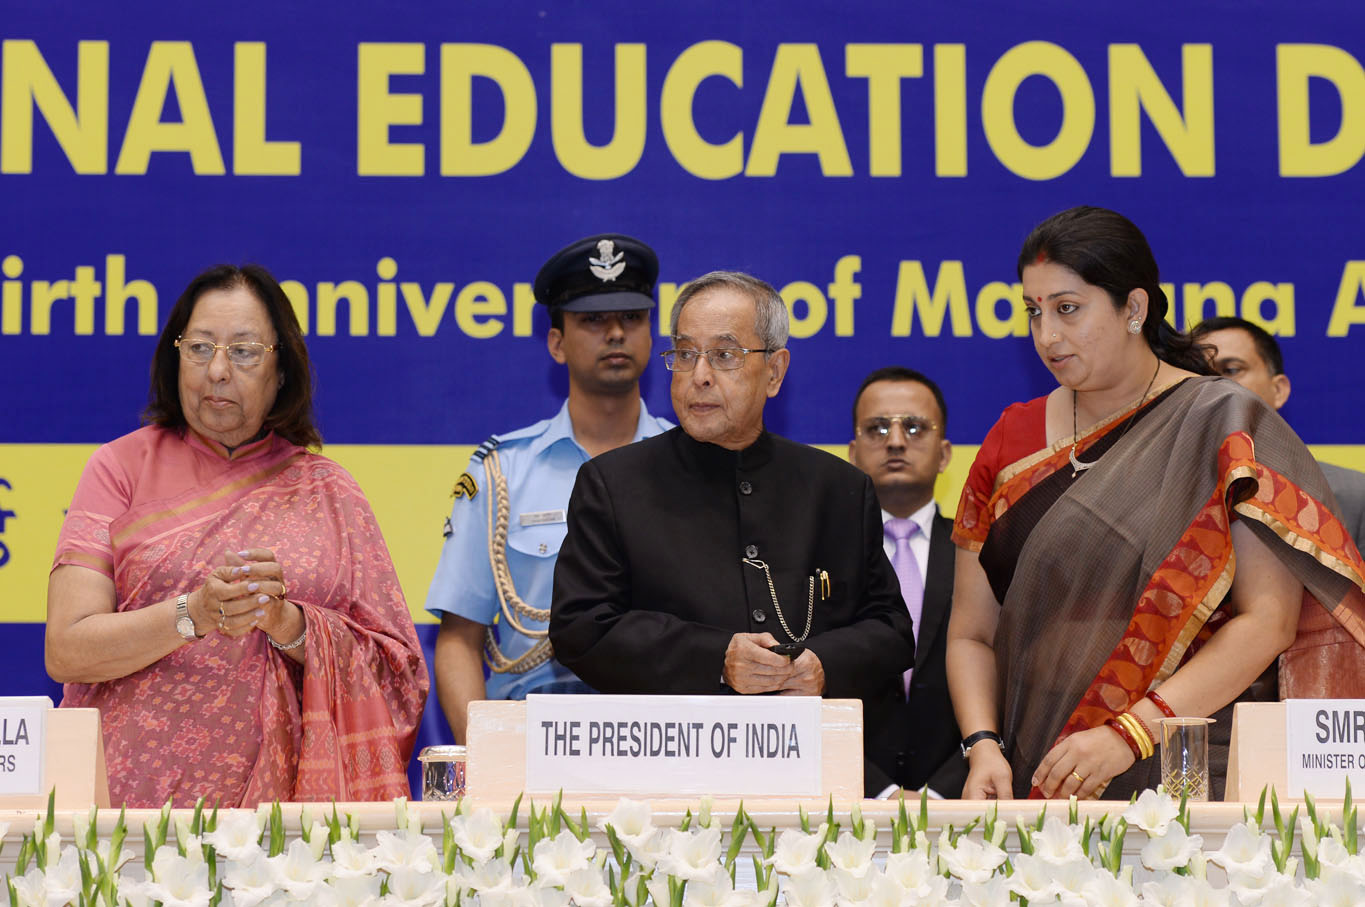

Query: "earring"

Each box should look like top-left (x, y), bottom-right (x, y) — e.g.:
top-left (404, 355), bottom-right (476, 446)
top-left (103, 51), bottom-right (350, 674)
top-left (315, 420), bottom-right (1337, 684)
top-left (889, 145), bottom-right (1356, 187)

top-left (1128, 320), bottom-right (1142, 334)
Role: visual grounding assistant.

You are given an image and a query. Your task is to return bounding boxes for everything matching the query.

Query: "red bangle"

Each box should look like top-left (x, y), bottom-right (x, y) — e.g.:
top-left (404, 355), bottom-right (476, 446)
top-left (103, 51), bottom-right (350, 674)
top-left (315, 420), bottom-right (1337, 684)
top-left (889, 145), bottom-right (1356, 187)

top-left (1106, 718), bottom-right (1143, 759)
top-left (1146, 690), bottom-right (1176, 718)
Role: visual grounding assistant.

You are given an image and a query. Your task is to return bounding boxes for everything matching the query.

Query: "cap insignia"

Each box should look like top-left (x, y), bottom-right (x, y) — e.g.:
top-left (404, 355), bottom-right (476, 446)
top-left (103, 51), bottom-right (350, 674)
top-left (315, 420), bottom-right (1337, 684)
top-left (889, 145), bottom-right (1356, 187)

top-left (589, 239), bottom-right (626, 282)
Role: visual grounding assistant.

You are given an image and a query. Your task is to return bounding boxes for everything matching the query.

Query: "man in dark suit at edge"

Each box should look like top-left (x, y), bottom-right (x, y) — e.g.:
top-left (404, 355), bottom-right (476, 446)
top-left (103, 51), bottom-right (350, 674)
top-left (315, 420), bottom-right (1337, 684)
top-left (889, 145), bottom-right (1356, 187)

top-left (549, 271), bottom-right (916, 797)
top-left (849, 367), bottom-right (965, 798)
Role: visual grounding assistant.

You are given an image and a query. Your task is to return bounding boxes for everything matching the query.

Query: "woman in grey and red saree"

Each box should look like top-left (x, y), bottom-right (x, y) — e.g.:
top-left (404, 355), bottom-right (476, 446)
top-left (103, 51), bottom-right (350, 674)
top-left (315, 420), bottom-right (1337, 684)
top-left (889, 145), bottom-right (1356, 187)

top-left (947, 207), bottom-right (1365, 801)
top-left (45, 264), bottom-right (427, 808)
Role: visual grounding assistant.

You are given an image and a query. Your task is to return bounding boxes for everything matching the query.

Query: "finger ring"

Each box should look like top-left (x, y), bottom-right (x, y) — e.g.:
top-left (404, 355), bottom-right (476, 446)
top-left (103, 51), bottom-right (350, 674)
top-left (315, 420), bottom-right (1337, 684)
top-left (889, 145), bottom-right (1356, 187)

top-left (1071, 770), bottom-right (1086, 784)
top-left (219, 604), bottom-right (225, 618)
top-left (278, 582), bottom-right (288, 599)
top-left (218, 619), bottom-right (228, 632)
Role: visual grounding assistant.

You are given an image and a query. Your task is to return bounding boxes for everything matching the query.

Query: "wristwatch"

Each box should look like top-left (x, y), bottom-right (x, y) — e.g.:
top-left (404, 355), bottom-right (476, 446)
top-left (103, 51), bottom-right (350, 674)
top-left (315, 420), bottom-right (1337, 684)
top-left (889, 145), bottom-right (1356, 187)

top-left (960, 730), bottom-right (1004, 760)
top-left (175, 593), bottom-right (199, 641)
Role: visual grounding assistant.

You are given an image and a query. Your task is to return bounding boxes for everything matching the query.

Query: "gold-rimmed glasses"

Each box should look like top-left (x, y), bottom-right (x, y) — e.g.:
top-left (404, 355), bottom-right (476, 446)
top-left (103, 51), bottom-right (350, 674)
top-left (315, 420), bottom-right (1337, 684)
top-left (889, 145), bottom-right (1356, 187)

top-left (175, 336), bottom-right (278, 368)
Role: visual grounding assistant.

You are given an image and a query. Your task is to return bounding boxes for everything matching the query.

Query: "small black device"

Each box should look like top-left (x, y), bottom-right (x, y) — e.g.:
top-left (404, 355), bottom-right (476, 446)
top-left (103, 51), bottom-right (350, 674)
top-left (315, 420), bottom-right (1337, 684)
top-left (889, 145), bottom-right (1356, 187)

top-left (769, 643), bottom-right (805, 659)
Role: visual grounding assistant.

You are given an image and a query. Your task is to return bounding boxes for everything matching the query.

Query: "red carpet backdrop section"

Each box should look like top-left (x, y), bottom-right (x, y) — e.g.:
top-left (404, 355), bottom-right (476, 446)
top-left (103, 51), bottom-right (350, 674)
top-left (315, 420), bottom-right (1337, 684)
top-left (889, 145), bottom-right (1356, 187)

top-left (2, 0), bottom-right (1363, 792)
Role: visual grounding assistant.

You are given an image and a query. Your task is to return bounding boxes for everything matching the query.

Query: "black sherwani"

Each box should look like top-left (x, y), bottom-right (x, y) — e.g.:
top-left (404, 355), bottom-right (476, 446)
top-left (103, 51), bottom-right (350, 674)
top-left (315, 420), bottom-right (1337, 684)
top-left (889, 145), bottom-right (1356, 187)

top-left (549, 427), bottom-right (916, 796)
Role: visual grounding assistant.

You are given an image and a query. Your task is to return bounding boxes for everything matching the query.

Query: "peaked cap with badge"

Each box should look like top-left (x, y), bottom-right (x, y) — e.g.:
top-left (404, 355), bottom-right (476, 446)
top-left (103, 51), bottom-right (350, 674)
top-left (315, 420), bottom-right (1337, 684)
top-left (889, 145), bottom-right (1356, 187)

top-left (533, 233), bottom-right (658, 313)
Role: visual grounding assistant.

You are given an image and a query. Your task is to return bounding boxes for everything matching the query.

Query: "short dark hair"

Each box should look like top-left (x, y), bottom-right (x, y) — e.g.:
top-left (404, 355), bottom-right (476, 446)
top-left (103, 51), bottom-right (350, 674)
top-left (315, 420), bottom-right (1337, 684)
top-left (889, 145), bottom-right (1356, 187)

top-left (1189, 316), bottom-right (1285, 376)
top-left (549, 306), bottom-right (565, 332)
top-left (145, 264), bottom-right (322, 449)
top-left (852, 366), bottom-right (949, 434)
top-left (1017, 206), bottom-right (1214, 376)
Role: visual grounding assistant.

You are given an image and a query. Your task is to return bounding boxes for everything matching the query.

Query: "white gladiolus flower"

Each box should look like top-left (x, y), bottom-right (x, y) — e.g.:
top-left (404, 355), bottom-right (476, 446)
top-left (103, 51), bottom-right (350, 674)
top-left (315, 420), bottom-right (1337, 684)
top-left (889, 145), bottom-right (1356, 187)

top-left (1033, 817), bottom-right (1085, 864)
top-left (939, 835), bottom-right (1007, 883)
top-left (173, 816), bottom-right (194, 847)
top-left (371, 827), bottom-right (439, 873)
top-left (11, 846), bottom-right (82, 907)
top-left (329, 836), bottom-right (377, 878)
top-left (1254, 878), bottom-right (1314, 907)
top-left (958, 874), bottom-right (1010, 907)
top-left (1123, 788), bottom-right (1180, 837)
top-left (1050, 857), bottom-right (1100, 903)
top-left (222, 852), bottom-right (278, 907)
top-left (601, 798), bottom-right (655, 849)
top-left (559, 865), bottom-right (614, 907)
top-left (765, 828), bottom-right (824, 875)
top-left (781, 868), bottom-right (835, 907)
top-left (1007, 853), bottom-right (1060, 902)
top-left (657, 826), bottom-right (723, 881)
top-left (828, 864), bottom-right (877, 903)
top-left (882, 849), bottom-right (937, 897)
top-left (205, 810), bottom-right (265, 861)
top-left (646, 873), bottom-right (674, 907)
top-left (1208, 821), bottom-right (1272, 875)
top-left (71, 811), bottom-right (90, 849)
top-left (320, 874), bottom-right (383, 907)
top-left (1307, 870), bottom-right (1365, 906)
top-left (1141, 873), bottom-right (1231, 907)
top-left (1231, 862), bottom-right (1310, 907)
top-left (825, 829), bottom-right (877, 878)
top-left (461, 856), bottom-right (516, 893)
top-left (682, 873), bottom-right (744, 907)
top-left (531, 829), bottom-right (597, 886)
top-left (386, 866), bottom-right (446, 906)
top-left (1141, 821), bottom-right (1203, 871)
top-left (267, 837), bottom-right (331, 900)
top-left (1081, 870), bottom-right (1140, 907)
top-left (1315, 835), bottom-right (1348, 874)
top-left (144, 849), bottom-right (212, 907)
top-left (625, 826), bottom-right (671, 869)
top-left (450, 807), bottom-right (507, 862)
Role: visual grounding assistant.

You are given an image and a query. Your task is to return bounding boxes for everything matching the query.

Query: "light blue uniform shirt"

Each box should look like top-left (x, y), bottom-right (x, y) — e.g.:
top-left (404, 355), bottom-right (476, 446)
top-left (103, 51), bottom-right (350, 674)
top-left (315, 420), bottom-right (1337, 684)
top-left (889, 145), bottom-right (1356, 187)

top-left (425, 399), bottom-right (672, 699)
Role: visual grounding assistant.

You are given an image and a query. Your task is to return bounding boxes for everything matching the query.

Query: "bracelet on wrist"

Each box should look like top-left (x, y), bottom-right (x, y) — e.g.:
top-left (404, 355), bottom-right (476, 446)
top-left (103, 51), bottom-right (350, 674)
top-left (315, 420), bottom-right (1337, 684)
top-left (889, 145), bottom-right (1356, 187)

top-left (960, 730), bottom-right (1004, 760)
top-left (1113, 711), bottom-right (1155, 760)
top-left (1106, 718), bottom-right (1143, 759)
top-left (269, 626), bottom-right (306, 651)
top-left (1146, 690), bottom-right (1177, 719)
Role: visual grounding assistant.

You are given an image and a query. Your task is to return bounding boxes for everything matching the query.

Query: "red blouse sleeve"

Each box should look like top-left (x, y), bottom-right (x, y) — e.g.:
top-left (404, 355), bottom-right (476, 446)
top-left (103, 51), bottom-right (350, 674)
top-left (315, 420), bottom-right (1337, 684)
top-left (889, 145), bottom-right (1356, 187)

top-left (953, 397), bottom-right (1048, 551)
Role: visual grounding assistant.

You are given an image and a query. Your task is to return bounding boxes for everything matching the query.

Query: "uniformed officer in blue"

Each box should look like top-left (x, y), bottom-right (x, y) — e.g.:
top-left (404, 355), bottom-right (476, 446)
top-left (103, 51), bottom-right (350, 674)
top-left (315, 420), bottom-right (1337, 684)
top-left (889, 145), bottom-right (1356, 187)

top-left (425, 234), bottom-right (672, 742)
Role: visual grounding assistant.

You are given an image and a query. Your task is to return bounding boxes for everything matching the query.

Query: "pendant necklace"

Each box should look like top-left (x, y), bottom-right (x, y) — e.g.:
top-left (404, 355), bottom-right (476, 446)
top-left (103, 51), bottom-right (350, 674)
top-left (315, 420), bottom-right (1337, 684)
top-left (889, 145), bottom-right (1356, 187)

top-left (1070, 358), bottom-right (1162, 478)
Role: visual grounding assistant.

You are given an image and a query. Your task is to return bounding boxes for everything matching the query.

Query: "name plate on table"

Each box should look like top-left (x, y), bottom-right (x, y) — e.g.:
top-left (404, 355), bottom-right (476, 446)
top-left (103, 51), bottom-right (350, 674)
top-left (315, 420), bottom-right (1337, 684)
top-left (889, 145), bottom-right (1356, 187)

top-left (1285, 699), bottom-right (1365, 797)
top-left (0, 696), bottom-right (51, 796)
top-left (525, 694), bottom-right (822, 796)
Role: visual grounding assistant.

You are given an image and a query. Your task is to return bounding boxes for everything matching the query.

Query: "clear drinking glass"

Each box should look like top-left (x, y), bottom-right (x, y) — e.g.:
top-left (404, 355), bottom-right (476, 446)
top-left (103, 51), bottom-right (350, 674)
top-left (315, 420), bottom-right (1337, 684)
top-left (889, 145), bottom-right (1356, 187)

top-left (1159, 717), bottom-right (1214, 802)
top-left (418, 745), bottom-right (467, 801)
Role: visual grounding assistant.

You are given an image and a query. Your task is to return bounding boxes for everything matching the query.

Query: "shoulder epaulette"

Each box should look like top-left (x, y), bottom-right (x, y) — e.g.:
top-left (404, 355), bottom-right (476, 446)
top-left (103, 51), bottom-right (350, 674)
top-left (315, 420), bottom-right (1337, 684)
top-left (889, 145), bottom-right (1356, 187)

top-left (472, 435), bottom-right (501, 462)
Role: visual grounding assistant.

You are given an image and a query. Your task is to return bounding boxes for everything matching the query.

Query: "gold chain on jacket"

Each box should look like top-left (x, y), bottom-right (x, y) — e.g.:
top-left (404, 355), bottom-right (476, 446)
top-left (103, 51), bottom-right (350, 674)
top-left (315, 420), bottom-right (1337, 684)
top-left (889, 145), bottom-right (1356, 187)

top-left (481, 449), bottom-right (554, 674)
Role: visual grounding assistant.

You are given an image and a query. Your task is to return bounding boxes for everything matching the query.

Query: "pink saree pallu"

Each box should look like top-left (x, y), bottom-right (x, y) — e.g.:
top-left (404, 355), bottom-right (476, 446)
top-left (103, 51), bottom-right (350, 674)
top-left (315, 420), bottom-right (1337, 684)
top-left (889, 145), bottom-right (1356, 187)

top-left (54, 426), bottom-right (427, 807)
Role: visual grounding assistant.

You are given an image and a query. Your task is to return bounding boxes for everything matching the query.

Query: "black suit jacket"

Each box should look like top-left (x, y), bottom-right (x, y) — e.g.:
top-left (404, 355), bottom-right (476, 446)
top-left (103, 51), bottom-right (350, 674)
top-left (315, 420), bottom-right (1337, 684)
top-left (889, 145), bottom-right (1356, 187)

top-left (864, 511), bottom-right (965, 797)
top-left (549, 428), bottom-right (916, 796)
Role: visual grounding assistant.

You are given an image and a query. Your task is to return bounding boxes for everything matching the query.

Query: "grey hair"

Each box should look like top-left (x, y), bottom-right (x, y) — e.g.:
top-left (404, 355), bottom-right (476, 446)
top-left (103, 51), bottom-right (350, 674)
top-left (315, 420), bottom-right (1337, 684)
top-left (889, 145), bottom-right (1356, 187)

top-left (669, 270), bottom-right (790, 353)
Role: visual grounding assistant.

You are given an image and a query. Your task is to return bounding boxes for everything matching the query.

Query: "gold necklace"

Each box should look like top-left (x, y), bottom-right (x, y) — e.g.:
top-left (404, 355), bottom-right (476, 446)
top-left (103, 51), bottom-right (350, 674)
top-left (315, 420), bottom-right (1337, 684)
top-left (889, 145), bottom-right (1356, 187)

top-left (1070, 359), bottom-right (1161, 478)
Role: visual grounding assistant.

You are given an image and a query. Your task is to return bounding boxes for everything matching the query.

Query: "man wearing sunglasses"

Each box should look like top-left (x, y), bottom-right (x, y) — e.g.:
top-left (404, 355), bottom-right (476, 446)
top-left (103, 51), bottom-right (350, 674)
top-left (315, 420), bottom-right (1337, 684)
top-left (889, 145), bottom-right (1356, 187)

top-left (550, 271), bottom-right (915, 797)
top-left (848, 367), bottom-right (963, 799)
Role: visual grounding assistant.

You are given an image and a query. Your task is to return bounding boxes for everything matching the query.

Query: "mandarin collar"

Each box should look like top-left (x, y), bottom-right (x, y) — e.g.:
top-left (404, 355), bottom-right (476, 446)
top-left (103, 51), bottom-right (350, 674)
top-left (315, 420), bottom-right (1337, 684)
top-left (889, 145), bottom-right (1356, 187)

top-left (186, 427), bottom-right (279, 462)
top-left (671, 426), bottom-right (774, 472)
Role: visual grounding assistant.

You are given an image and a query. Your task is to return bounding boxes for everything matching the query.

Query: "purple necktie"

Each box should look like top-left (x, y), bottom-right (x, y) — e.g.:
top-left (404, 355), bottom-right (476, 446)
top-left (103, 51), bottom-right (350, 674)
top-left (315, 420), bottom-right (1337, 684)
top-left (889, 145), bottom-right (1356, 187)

top-left (885, 517), bottom-right (923, 697)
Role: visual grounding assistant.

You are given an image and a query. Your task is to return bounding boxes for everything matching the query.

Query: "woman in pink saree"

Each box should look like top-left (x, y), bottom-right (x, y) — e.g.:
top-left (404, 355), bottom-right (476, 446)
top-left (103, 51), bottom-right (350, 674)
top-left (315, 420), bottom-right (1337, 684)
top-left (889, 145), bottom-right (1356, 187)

top-left (45, 264), bottom-right (428, 808)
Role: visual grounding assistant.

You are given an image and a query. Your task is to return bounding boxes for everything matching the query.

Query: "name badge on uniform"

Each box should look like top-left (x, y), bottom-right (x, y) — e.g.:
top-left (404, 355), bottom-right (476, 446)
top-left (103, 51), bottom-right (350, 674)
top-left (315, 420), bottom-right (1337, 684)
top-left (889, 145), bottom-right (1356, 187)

top-left (519, 510), bottom-right (566, 527)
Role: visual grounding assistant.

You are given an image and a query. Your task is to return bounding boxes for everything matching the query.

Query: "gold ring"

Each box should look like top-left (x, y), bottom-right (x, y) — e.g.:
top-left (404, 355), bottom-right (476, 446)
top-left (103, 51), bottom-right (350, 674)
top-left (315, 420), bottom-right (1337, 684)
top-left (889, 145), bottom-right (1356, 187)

top-left (1071, 770), bottom-right (1085, 784)
top-left (219, 604), bottom-right (225, 618)
top-left (218, 619), bottom-right (228, 632)
top-left (279, 582), bottom-right (288, 599)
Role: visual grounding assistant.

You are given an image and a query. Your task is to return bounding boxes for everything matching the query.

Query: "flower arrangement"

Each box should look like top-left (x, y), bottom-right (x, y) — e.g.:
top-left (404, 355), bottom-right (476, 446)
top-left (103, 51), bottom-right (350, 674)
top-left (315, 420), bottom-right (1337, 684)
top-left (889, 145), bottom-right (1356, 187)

top-left (3, 785), bottom-right (1365, 906)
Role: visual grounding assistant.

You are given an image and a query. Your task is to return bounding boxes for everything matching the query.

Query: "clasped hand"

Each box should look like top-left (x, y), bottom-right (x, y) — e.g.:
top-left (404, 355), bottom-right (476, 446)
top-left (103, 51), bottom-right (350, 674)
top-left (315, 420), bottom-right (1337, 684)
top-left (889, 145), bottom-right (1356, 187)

top-left (723, 632), bottom-right (825, 696)
top-left (188, 548), bottom-right (292, 640)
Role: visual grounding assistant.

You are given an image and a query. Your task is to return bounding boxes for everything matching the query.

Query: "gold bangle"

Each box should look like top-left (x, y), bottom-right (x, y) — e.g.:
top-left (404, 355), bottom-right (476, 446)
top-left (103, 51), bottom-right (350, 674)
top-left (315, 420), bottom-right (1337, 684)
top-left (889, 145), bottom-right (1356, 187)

top-left (1116, 712), bottom-right (1154, 760)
